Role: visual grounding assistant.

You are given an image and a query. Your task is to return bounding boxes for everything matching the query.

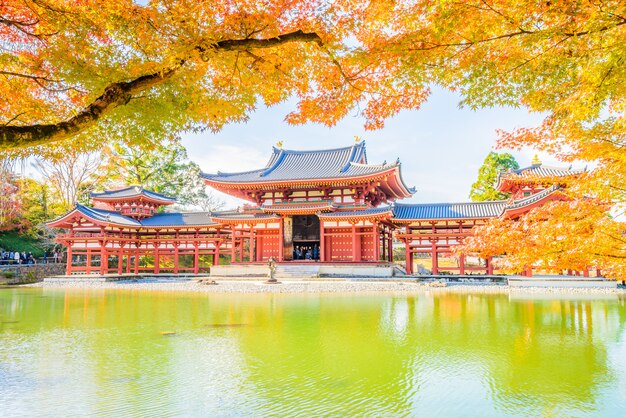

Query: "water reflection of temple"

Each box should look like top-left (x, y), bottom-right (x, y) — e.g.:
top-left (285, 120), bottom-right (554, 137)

top-left (1, 290), bottom-right (625, 415)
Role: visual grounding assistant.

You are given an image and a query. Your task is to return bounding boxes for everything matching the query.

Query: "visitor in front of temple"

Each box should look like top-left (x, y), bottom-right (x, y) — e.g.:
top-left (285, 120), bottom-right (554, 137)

top-left (294, 246), bottom-right (302, 260)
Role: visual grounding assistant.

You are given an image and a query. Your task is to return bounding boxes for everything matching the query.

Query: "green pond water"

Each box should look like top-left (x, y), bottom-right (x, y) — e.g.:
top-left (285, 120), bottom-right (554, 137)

top-left (1, 287), bottom-right (626, 417)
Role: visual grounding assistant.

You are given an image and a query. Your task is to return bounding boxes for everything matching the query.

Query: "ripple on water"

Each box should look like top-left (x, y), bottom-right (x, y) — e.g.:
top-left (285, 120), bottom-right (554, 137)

top-left (1, 289), bottom-right (626, 416)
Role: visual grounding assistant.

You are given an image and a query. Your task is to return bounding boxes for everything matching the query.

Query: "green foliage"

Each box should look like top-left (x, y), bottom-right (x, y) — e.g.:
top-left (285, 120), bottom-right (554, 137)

top-left (470, 152), bottom-right (519, 202)
top-left (0, 231), bottom-right (46, 257)
top-left (17, 178), bottom-right (66, 228)
top-left (101, 137), bottom-right (223, 210)
top-left (2, 271), bottom-right (15, 279)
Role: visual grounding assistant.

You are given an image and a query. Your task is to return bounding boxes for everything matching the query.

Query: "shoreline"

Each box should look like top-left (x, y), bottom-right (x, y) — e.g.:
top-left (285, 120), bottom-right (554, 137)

top-left (19, 279), bottom-right (626, 295)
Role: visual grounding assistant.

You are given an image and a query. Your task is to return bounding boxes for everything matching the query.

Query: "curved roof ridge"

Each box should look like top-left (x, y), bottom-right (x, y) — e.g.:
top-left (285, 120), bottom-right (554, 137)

top-left (510, 164), bottom-right (585, 175)
top-left (348, 160), bottom-right (395, 169)
top-left (90, 185), bottom-right (176, 202)
top-left (340, 142), bottom-right (364, 173)
top-left (394, 200), bottom-right (508, 207)
top-left (506, 185), bottom-right (561, 209)
top-left (260, 149), bottom-right (286, 177)
top-left (202, 168), bottom-right (265, 178)
top-left (270, 142), bottom-right (364, 155)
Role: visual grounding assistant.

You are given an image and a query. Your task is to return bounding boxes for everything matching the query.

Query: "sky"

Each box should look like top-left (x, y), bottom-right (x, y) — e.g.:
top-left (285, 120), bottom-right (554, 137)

top-left (181, 87), bottom-right (551, 208)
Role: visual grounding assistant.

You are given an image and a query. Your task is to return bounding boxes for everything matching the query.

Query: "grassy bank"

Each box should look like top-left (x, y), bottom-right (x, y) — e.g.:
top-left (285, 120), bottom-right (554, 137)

top-left (0, 231), bottom-right (46, 257)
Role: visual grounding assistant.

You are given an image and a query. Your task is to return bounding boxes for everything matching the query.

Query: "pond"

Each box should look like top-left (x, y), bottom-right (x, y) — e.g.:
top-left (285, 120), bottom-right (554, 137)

top-left (1, 287), bottom-right (625, 417)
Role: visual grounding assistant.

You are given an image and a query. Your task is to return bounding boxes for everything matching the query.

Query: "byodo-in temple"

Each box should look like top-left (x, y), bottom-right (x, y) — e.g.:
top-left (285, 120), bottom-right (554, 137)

top-left (48, 142), bottom-right (582, 277)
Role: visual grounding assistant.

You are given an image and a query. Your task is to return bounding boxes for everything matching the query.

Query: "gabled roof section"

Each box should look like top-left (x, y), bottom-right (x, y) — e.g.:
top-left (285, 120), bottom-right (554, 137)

top-left (139, 212), bottom-right (217, 227)
top-left (261, 200), bottom-right (336, 214)
top-left (201, 142), bottom-right (398, 183)
top-left (393, 186), bottom-right (567, 222)
top-left (47, 204), bottom-right (142, 228)
top-left (318, 206), bottom-right (394, 221)
top-left (393, 201), bottom-right (508, 221)
top-left (210, 210), bottom-right (281, 224)
top-left (502, 185), bottom-right (566, 218)
top-left (91, 186), bottom-right (176, 204)
top-left (496, 163), bottom-right (585, 190)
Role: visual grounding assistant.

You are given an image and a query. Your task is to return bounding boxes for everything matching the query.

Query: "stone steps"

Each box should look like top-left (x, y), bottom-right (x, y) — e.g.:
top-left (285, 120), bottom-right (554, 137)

top-left (275, 264), bottom-right (320, 278)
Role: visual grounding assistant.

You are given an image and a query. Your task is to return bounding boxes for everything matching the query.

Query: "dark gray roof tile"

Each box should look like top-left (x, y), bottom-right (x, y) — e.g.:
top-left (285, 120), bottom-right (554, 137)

top-left (202, 142), bottom-right (398, 182)
top-left (91, 186), bottom-right (176, 202)
top-left (393, 201), bottom-right (507, 220)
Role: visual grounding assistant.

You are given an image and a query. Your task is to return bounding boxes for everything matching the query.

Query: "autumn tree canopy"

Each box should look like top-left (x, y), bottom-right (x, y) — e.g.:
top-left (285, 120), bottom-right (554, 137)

top-left (2, 1), bottom-right (625, 274)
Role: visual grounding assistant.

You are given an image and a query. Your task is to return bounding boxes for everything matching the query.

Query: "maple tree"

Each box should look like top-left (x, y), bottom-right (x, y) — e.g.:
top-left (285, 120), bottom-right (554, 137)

top-left (1, 0), bottom-right (625, 275)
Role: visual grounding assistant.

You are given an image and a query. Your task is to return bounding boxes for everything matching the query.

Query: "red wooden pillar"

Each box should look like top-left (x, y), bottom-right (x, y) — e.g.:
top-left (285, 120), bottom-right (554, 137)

top-left (86, 250), bottom-right (92, 275)
top-left (100, 249), bottom-right (107, 275)
top-left (381, 228), bottom-right (386, 261)
top-left (193, 244), bottom-right (199, 274)
top-left (134, 249), bottom-right (139, 274)
top-left (583, 268), bottom-right (589, 277)
top-left (596, 268), bottom-right (602, 278)
top-left (66, 245), bottom-right (73, 275)
top-left (374, 223), bottom-right (381, 261)
top-left (351, 223), bottom-right (360, 262)
top-left (487, 256), bottom-right (494, 275)
top-left (174, 247), bottom-right (179, 274)
top-left (319, 220), bottom-right (325, 262)
top-left (249, 227), bottom-right (255, 262)
top-left (279, 218), bottom-right (285, 262)
top-left (431, 241), bottom-right (438, 275)
top-left (405, 248), bottom-right (413, 274)
top-left (460, 254), bottom-right (465, 275)
top-left (256, 235), bottom-right (263, 261)
top-left (213, 243), bottom-right (220, 266)
top-left (154, 247), bottom-right (160, 274)
top-left (231, 231), bottom-right (237, 263)
top-left (126, 253), bottom-right (131, 274)
top-left (388, 234), bottom-right (393, 262)
top-left (117, 249), bottom-right (123, 275)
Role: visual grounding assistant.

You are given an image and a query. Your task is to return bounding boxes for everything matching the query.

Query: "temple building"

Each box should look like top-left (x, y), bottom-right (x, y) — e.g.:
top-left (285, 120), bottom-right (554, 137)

top-left (49, 142), bottom-right (582, 276)
top-left (201, 142), bottom-right (413, 264)
top-left (394, 158), bottom-right (584, 274)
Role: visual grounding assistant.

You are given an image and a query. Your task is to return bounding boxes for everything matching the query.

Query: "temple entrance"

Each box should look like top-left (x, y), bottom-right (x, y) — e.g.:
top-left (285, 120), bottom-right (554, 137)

top-left (291, 215), bottom-right (320, 260)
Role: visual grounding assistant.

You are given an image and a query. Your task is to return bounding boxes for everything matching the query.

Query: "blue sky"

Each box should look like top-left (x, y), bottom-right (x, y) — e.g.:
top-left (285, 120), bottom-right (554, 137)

top-left (182, 87), bottom-right (550, 208)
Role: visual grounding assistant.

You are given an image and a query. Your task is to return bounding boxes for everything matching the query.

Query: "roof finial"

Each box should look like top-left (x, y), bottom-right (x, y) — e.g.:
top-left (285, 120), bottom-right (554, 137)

top-left (531, 154), bottom-right (541, 166)
top-left (276, 140), bottom-right (283, 149)
top-left (354, 135), bottom-right (361, 143)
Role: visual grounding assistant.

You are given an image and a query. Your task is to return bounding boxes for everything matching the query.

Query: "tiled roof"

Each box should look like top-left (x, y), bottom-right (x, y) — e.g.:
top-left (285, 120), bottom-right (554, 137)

top-left (140, 212), bottom-right (217, 227)
top-left (511, 164), bottom-right (584, 178)
top-left (261, 200), bottom-right (335, 213)
top-left (74, 205), bottom-right (142, 227)
top-left (201, 142), bottom-right (399, 183)
top-left (318, 206), bottom-right (393, 218)
top-left (504, 185), bottom-right (561, 210)
top-left (91, 186), bottom-right (176, 203)
top-left (393, 186), bottom-right (566, 221)
top-left (393, 201), bottom-right (508, 220)
top-left (210, 211), bottom-right (280, 222)
top-left (497, 164), bottom-right (584, 187)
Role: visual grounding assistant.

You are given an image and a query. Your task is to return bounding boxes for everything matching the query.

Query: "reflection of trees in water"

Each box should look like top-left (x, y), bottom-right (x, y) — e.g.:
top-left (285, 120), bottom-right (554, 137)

top-left (235, 293), bottom-right (626, 416)
top-left (402, 293), bottom-right (625, 415)
top-left (1, 290), bottom-right (626, 416)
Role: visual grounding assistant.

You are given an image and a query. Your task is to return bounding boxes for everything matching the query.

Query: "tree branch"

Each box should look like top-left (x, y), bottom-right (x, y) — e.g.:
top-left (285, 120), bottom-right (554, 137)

top-left (0, 30), bottom-right (323, 150)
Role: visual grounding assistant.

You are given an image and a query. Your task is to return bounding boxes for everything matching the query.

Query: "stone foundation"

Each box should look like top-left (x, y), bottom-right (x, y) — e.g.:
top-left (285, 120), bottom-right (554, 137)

top-left (0, 263), bottom-right (65, 285)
